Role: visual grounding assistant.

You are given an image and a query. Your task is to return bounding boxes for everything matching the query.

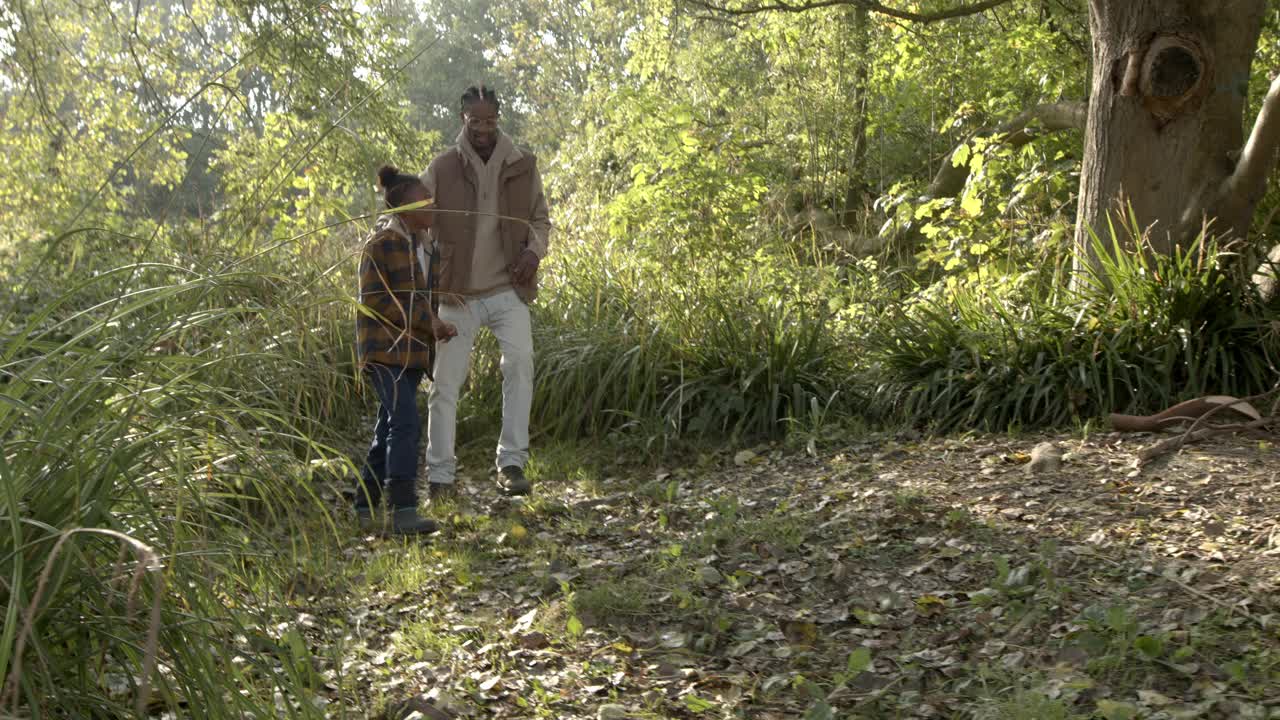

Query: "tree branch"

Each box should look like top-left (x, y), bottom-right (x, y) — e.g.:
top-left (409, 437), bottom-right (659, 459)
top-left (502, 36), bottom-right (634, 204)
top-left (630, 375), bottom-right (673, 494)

top-left (686, 0), bottom-right (1016, 24)
top-left (926, 100), bottom-right (1086, 199)
top-left (1223, 73), bottom-right (1280, 208)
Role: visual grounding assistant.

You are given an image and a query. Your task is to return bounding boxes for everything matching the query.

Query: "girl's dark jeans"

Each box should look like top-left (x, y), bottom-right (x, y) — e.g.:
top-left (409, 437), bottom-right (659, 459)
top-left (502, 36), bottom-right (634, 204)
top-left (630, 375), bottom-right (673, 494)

top-left (356, 363), bottom-right (424, 511)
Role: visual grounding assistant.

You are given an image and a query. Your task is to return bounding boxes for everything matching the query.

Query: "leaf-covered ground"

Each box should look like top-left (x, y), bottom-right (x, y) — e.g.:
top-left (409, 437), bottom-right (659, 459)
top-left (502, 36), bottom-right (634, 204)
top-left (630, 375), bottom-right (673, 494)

top-left (268, 431), bottom-right (1280, 719)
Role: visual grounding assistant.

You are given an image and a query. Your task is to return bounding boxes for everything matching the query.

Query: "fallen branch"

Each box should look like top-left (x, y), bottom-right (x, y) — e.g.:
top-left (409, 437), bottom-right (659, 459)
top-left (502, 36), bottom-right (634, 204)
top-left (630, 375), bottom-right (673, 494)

top-left (1109, 388), bottom-right (1280, 466)
top-left (1110, 395), bottom-right (1262, 433)
top-left (1136, 418), bottom-right (1276, 467)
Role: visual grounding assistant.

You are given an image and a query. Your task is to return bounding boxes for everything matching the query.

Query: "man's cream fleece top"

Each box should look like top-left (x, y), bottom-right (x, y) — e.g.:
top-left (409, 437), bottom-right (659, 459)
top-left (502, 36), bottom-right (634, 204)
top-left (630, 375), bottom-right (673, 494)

top-left (422, 130), bottom-right (552, 297)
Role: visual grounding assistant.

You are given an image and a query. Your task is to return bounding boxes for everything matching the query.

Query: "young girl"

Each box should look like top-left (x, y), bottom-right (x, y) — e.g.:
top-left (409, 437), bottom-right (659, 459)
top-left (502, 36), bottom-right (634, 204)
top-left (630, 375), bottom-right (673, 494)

top-left (354, 165), bottom-right (457, 535)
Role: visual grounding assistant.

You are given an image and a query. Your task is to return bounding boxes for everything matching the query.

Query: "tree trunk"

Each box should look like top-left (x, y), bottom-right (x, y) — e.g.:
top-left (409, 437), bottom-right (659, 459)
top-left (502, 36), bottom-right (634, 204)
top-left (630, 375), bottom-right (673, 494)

top-left (1075, 0), bottom-right (1267, 260)
top-left (841, 5), bottom-right (872, 226)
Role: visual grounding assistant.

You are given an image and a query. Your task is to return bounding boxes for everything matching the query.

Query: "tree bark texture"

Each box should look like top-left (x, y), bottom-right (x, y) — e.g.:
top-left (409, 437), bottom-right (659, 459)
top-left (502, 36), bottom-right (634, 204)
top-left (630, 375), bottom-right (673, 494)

top-left (842, 5), bottom-right (872, 225)
top-left (1075, 0), bottom-right (1266, 258)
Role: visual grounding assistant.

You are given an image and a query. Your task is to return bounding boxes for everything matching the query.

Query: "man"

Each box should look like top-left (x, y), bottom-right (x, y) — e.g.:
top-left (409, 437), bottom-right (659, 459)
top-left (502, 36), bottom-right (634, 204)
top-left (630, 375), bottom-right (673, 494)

top-left (420, 85), bottom-right (552, 498)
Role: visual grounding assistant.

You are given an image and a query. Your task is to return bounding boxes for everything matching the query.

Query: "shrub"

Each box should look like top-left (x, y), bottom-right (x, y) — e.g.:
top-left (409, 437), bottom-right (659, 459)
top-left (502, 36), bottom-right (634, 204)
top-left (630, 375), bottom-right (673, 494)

top-left (861, 226), bottom-right (1280, 430)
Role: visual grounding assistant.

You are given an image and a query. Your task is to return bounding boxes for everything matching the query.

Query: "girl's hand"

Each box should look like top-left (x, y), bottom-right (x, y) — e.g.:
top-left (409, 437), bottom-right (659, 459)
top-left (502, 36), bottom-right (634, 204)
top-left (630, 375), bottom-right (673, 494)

top-left (432, 316), bottom-right (458, 343)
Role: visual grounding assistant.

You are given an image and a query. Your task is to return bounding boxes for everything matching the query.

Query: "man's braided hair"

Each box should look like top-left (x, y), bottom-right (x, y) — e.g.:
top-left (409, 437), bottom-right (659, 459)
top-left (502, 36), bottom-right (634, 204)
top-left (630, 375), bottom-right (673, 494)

top-left (461, 85), bottom-right (500, 113)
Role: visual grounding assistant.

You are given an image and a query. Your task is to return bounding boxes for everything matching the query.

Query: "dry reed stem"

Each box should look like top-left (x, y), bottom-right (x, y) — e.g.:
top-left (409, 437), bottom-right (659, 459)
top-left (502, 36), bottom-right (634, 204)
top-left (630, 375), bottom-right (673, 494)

top-left (2, 528), bottom-right (164, 716)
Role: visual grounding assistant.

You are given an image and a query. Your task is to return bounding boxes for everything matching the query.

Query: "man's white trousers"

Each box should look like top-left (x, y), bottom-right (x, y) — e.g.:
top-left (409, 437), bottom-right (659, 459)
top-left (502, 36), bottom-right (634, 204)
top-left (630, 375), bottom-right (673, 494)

top-left (426, 288), bottom-right (533, 484)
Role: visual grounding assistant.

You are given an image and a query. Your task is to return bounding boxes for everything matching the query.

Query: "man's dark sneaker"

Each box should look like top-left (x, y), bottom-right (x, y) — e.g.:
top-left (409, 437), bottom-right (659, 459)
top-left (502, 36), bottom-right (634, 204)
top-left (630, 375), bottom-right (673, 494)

top-left (428, 482), bottom-right (458, 503)
top-left (391, 506), bottom-right (438, 536)
top-left (498, 466), bottom-right (532, 496)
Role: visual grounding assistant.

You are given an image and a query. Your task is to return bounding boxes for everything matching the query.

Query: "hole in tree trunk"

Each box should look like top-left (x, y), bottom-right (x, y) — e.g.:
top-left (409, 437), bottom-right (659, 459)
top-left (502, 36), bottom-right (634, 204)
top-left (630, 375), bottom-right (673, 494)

top-left (1148, 46), bottom-right (1200, 98)
top-left (1137, 36), bottom-right (1211, 121)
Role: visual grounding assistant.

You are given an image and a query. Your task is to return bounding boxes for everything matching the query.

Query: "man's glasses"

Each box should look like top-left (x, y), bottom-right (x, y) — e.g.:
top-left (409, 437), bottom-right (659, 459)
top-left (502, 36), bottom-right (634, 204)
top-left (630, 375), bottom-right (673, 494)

top-left (465, 115), bottom-right (499, 130)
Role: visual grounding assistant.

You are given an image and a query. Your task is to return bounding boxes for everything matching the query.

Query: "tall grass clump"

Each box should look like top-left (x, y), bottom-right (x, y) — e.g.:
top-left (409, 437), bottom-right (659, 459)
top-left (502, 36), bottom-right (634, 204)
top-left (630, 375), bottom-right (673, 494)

top-left (0, 5), bottom-right (457, 714)
top-left (862, 225), bottom-right (1280, 431)
top-left (485, 231), bottom-right (857, 446)
top-left (0, 229), bottom-right (367, 717)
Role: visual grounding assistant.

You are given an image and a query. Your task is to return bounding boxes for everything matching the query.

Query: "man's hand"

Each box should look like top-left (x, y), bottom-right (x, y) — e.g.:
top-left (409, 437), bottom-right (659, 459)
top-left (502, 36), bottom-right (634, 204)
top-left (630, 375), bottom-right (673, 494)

top-left (510, 249), bottom-right (540, 285)
top-left (432, 316), bottom-right (458, 343)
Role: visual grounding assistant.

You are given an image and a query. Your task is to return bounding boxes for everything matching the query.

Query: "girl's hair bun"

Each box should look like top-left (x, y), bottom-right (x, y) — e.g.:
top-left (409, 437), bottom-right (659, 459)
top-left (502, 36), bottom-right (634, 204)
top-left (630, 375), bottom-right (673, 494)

top-left (376, 164), bottom-right (401, 190)
top-left (375, 164), bottom-right (423, 209)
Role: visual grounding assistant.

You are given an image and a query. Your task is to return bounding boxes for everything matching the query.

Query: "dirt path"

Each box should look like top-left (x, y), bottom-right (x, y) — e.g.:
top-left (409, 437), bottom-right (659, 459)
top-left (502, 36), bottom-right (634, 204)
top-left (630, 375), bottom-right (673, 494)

top-left (291, 432), bottom-right (1280, 719)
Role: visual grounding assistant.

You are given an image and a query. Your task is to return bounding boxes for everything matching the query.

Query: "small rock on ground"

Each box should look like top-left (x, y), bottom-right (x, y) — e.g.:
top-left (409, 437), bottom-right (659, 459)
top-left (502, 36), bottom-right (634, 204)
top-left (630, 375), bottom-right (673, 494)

top-left (1025, 441), bottom-right (1062, 474)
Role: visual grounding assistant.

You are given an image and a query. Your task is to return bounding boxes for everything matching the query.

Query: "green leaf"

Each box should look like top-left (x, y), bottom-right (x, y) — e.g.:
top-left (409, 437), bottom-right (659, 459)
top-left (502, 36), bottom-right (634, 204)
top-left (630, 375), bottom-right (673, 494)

top-left (1106, 606), bottom-right (1135, 634)
top-left (969, 242), bottom-right (990, 256)
top-left (567, 615), bottom-right (584, 638)
top-left (914, 198), bottom-right (946, 219)
top-left (683, 694), bottom-right (717, 713)
top-left (969, 153), bottom-right (986, 175)
top-left (1095, 700), bottom-right (1138, 720)
top-left (803, 699), bottom-right (834, 720)
top-left (960, 192), bottom-right (983, 217)
top-left (852, 608), bottom-right (883, 626)
top-left (951, 143), bottom-right (971, 168)
top-left (846, 647), bottom-right (872, 675)
top-left (1133, 635), bottom-right (1163, 659)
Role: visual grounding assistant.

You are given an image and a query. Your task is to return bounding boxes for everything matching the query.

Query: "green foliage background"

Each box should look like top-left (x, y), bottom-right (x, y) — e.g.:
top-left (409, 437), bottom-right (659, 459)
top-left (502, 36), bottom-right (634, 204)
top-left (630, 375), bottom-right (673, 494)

top-left (4, 0), bottom-right (1280, 714)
